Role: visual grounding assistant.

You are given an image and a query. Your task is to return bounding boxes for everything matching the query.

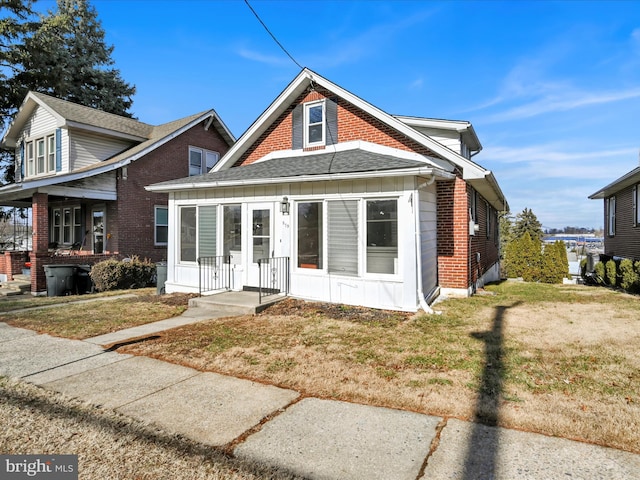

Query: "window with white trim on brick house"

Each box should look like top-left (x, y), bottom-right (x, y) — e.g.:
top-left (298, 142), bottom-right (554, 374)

top-left (292, 98), bottom-right (338, 149)
top-left (155, 206), bottom-right (168, 246)
top-left (189, 146), bottom-right (219, 176)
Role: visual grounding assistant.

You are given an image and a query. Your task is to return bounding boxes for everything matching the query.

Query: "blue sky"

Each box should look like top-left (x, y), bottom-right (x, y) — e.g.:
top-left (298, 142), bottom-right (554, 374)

top-left (37, 0), bottom-right (640, 229)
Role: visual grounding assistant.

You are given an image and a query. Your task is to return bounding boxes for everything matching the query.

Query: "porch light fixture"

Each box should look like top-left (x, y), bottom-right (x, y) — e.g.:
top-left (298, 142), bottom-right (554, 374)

top-left (280, 196), bottom-right (290, 215)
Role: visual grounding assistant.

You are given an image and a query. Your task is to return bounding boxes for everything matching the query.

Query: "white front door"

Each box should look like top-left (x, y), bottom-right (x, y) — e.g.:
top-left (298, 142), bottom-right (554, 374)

top-left (247, 203), bottom-right (273, 287)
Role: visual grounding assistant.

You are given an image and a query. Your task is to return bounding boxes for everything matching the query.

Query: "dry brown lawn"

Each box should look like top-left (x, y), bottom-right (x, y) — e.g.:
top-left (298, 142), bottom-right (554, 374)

top-left (115, 282), bottom-right (640, 454)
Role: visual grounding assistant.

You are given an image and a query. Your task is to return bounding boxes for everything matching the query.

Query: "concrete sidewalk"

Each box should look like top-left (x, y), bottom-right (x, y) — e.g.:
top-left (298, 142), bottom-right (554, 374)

top-left (1, 319), bottom-right (639, 479)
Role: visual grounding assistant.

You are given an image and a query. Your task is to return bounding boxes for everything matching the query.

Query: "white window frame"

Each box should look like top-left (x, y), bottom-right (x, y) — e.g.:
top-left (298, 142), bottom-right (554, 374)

top-left (26, 141), bottom-right (34, 177)
top-left (607, 196), bottom-right (616, 237)
top-left (51, 206), bottom-right (82, 246)
top-left (47, 134), bottom-right (55, 172)
top-left (154, 206), bottom-right (168, 246)
top-left (189, 146), bottom-right (219, 176)
top-left (25, 134), bottom-right (57, 178)
top-left (633, 184), bottom-right (639, 227)
top-left (36, 138), bottom-right (45, 175)
top-left (304, 100), bottom-right (326, 148)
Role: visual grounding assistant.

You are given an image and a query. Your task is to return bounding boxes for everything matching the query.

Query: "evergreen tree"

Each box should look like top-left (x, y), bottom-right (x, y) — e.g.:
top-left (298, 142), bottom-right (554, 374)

top-left (513, 208), bottom-right (544, 241)
top-left (8, 0), bottom-right (135, 116)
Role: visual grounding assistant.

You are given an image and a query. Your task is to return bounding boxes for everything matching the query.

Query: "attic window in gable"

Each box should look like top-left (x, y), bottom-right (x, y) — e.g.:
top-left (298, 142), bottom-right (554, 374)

top-left (292, 98), bottom-right (338, 150)
top-left (305, 101), bottom-right (325, 147)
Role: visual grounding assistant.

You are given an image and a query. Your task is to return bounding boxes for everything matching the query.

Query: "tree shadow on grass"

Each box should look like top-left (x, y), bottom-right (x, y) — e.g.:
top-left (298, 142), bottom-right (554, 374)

top-left (462, 302), bottom-right (520, 480)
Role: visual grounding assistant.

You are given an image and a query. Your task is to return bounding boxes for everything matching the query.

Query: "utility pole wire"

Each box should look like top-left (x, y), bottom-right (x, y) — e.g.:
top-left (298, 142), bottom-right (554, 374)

top-left (244, 0), bottom-right (304, 70)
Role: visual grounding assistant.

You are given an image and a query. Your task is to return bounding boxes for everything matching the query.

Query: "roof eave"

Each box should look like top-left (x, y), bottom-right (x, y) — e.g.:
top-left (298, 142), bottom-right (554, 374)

top-left (588, 167), bottom-right (640, 199)
top-left (146, 166), bottom-right (454, 193)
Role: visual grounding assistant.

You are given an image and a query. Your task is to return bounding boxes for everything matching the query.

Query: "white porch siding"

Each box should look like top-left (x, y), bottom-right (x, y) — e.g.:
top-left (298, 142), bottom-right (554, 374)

top-left (418, 181), bottom-right (438, 298)
top-left (164, 175), bottom-right (435, 311)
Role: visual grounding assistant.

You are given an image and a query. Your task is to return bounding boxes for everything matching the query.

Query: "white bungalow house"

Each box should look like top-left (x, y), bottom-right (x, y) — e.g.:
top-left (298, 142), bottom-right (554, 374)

top-left (147, 69), bottom-right (508, 312)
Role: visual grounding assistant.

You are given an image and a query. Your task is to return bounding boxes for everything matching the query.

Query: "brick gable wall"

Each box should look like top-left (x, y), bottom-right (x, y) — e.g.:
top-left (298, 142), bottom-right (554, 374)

top-left (236, 87), bottom-right (437, 166)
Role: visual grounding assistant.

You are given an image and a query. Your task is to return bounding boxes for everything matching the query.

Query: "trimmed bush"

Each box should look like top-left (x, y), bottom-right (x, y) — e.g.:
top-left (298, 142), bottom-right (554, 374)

top-left (605, 260), bottom-right (617, 287)
top-left (594, 261), bottom-right (606, 285)
top-left (620, 259), bottom-right (640, 293)
top-left (90, 257), bottom-right (155, 292)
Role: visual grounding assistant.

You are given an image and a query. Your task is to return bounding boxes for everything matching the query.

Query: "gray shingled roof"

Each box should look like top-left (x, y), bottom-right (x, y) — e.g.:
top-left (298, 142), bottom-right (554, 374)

top-left (151, 149), bottom-right (429, 188)
top-left (31, 91), bottom-right (153, 138)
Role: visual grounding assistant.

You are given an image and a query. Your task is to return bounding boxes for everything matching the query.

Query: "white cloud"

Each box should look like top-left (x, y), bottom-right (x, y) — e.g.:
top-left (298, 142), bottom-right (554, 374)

top-left (236, 6), bottom-right (435, 69)
top-left (484, 87), bottom-right (640, 123)
top-left (236, 47), bottom-right (291, 67)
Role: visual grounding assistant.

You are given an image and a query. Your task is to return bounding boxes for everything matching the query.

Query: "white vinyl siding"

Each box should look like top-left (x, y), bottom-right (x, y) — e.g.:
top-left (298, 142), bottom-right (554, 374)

top-left (419, 182), bottom-right (438, 297)
top-left (69, 130), bottom-right (134, 170)
top-left (327, 199), bottom-right (358, 276)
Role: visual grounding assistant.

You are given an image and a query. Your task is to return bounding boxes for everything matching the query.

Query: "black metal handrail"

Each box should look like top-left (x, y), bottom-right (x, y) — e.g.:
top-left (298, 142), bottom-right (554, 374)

top-left (257, 256), bottom-right (289, 303)
top-left (197, 255), bottom-right (232, 296)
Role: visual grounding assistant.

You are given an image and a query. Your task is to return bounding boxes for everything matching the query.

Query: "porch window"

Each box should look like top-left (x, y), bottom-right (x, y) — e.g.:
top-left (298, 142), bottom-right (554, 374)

top-left (297, 202), bottom-right (323, 269)
top-left (52, 209), bottom-right (61, 244)
top-left (327, 200), bottom-right (358, 276)
top-left (607, 196), bottom-right (616, 236)
top-left (366, 199), bottom-right (398, 274)
top-left (51, 206), bottom-right (83, 246)
top-left (223, 205), bottom-right (242, 263)
top-left (198, 205), bottom-right (217, 257)
top-left (155, 206), bottom-right (168, 245)
top-left (189, 147), bottom-right (219, 176)
top-left (179, 206), bottom-right (197, 262)
top-left (305, 101), bottom-right (325, 147)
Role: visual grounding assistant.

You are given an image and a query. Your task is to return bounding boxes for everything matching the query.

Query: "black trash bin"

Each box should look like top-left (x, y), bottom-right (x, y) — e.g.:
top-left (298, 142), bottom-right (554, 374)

top-left (75, 265), bottom-right (93, 294)
top-left (44, 265), bottom-right (77, 296)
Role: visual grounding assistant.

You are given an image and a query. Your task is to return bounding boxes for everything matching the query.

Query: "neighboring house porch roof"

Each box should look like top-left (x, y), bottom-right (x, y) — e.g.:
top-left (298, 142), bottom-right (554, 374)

top-left (588, 166), bottom-right (640, 199)
top-left (147, 143), bottom-right (454, 192)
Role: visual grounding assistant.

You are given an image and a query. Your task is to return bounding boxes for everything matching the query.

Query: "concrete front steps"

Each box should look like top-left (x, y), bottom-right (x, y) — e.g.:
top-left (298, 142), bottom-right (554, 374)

top-left (0, 274), bottom-right (31, 296)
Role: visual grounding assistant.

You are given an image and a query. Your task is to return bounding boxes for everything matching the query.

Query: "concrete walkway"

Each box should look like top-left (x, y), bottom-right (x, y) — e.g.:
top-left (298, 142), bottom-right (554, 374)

top-left (1, 299), bottom-right (639, 479)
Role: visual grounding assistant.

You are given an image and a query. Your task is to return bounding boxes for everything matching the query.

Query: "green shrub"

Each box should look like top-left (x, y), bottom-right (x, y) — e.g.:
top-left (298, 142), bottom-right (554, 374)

top-left (594, 261), bottom-right (606, 285)
top-left (90, 257), bottom-right (155, 292)
top-left (605, 260), bottom-right (617, 287)
top-left (619, 259), bottom-right (638, 292)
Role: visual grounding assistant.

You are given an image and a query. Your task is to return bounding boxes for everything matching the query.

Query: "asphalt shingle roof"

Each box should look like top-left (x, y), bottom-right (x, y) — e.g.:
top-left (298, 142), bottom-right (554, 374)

top-left (31, 92), bottom-right (153, 139)
top-left (152, 149), bottom-right (429, 188)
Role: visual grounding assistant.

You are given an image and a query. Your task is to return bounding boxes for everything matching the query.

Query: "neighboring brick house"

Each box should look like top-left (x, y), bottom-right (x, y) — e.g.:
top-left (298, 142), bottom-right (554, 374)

top-left (0, 91), bottom-right (234, 294)
top-left (589, 165), bottom-right (640, 260)
top-left (148, 69), bottom-right (508, 312)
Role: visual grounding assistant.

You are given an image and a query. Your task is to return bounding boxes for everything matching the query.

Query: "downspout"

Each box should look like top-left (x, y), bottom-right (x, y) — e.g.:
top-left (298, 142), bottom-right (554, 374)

top-left (414, 175), bottom-right (440, 314)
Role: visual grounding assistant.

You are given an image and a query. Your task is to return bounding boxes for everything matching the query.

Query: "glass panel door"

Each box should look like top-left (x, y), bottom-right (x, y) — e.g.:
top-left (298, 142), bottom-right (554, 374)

top-left (92, 209), bottom-right (104, 254)
top-left (252, 208), bottom-right (271, 263)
